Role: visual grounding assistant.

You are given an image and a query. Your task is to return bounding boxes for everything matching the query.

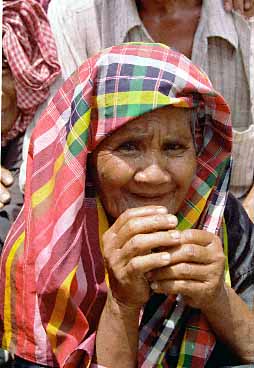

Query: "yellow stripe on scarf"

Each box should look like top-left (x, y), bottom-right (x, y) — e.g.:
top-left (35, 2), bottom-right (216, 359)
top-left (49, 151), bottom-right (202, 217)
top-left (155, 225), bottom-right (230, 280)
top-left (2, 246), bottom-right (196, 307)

top-left (184, 188), bottom-right (212, 226)
top-left (95, 91), bottom-right (190, 109)
top-left (66, 108), bottom-right (91, 147)
top-left (96, 197), bottom-right (109, 287)
top-left (176, 337), bottom-right (186, 368)
top-left (46, 266), bottom-right (77, 353)
top-left (31, 153), bottom-right (64, 208)
top-left (32, 109), bottom-right (91, 209)
top-left (3, 231), bottom-right (25, 349)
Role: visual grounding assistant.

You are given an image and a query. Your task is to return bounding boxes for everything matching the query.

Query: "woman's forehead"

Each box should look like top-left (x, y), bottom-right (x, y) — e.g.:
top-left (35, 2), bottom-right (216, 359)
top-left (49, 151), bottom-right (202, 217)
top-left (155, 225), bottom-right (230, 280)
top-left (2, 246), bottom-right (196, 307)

top-left (116, 106), bottom-right (192, 134)
top-left (96, 106), bottom-right (194, 148)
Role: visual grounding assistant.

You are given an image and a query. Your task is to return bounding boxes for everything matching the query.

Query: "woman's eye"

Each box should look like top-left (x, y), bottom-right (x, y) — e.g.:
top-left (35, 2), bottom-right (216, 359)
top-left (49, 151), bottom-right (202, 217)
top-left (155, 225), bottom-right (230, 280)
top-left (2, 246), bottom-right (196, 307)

top-left (164, 142), bottom-right (184, 151)
top-left (117, 141), bottom-right (139, 152)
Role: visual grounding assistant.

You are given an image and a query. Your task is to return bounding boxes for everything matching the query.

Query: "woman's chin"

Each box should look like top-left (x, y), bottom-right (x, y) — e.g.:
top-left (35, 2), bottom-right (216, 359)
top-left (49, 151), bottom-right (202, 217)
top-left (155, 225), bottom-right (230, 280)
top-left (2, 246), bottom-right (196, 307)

top-left (106, 193), bottom-right (181, 218)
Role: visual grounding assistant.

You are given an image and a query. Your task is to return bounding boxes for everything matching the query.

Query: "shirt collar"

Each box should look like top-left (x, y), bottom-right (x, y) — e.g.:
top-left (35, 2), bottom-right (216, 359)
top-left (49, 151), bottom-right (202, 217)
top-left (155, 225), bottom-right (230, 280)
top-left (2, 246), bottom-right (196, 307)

top-left (107, 0), bottom-right (142, 46)
top-left (201, 0), bottom-right (238, 49)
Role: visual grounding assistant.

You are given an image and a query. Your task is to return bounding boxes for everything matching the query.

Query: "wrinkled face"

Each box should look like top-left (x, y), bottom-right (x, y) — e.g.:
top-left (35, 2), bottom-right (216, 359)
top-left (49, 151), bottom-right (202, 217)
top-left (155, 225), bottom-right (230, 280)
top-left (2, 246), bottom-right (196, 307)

top-left (1, 56), bottom-right (19, 134)
top-left (92, 106), bottom-right (197, 219)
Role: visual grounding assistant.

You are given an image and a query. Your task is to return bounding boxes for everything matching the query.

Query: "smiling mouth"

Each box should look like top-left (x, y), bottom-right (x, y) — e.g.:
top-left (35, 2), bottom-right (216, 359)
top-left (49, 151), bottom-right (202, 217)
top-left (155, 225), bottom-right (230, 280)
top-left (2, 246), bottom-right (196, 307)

top-left (131, 192), bottom-right (169, 199)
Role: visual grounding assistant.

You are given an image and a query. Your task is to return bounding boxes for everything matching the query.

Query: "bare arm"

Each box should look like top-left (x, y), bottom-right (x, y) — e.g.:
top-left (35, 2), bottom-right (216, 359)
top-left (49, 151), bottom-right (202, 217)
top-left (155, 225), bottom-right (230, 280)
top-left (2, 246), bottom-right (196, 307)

top-left (203, 283), bottom-right (254, 363)
top-left (95, 206), bottom-right (178, 366)
top-left (223, 0), bottom-right (254, 13)
top-left (149, 229), bottom-right (254, 363)
top-left (96, 291), bottom-right (140, 367)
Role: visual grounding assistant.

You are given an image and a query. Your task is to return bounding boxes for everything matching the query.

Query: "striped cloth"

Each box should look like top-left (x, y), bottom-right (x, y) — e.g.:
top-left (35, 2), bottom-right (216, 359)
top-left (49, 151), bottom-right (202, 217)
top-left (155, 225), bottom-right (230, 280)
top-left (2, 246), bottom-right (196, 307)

top-left (0, 43), bottom-right (232, 367)
top-left (2, 0), bottom-right (61, 146)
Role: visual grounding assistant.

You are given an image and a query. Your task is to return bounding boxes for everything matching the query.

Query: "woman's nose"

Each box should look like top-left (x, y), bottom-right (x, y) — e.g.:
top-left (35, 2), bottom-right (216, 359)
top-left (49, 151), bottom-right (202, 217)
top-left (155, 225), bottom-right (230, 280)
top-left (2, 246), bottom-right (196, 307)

top-left (134, 162), bottom-right (171, 185)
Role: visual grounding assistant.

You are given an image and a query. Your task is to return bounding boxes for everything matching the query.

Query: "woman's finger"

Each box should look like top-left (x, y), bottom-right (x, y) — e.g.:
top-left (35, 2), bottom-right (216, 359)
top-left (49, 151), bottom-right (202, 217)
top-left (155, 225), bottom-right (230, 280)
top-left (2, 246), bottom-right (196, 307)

top-left (150, 279), bottom-right (202, 295)
top-left (179, 229), bottom-right (219, 247)
top-left (115, 213), bottom-right (178, 249)
top-left (124, 252), bottom-right (172, 276)
top-left (160, 242), bottom-right (219, 266)
top-left (147, 262), bottom-right (220, 283)
top-left (121, 231), bottom-right (181, 259)
top-left (111, 206), bottom-right (168, 233)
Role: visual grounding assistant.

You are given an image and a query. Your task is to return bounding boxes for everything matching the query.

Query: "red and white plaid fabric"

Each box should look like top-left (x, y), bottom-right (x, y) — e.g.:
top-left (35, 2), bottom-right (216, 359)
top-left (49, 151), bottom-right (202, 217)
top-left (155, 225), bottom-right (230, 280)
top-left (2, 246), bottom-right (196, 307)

top-left (2, 0), bottom-right (61, 146)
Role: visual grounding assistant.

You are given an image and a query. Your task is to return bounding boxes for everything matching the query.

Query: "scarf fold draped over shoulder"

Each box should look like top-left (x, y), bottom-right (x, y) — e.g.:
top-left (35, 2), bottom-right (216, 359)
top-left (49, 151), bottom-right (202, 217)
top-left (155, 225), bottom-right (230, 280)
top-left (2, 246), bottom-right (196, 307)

top-left (0, 43), bottom-right (232, 367)
top-left (2, 0), bottom-right (61, 146)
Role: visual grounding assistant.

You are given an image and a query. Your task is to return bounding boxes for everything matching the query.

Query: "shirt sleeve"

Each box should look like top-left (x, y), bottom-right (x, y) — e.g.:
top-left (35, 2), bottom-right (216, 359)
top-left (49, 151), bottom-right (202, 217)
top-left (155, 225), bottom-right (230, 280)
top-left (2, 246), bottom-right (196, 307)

top-left (47, 0), bottom-right (89, 79)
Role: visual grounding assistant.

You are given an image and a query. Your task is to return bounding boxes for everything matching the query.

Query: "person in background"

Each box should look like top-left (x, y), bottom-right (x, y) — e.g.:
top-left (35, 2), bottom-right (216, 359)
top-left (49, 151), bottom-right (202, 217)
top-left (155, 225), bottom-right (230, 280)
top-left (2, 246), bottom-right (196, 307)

top-left (21, 0), bottom-right (254, 220)
top-left (1, 0), bottom-right (61, 249)
top-left (1, 42), bottom-right (253, 368)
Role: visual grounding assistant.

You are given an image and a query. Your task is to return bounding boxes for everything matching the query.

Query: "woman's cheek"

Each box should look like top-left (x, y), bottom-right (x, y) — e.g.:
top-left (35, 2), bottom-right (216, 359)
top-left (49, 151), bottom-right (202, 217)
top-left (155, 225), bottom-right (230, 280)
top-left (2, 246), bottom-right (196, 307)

top-left (96, 156), bottom-right (135, 218)
top-left (98, 156), bottom-right (134, 188)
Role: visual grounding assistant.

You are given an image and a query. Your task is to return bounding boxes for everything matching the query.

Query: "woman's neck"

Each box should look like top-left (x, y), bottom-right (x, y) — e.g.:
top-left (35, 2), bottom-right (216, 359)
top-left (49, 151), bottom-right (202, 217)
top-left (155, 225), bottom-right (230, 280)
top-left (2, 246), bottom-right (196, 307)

top-left (136, 0), bottom-right (202, 59)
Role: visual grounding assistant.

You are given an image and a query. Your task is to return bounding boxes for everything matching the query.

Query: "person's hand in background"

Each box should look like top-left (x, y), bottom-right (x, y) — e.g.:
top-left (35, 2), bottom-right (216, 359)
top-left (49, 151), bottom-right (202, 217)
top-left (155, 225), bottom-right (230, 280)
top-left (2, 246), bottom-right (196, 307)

top-left (0, 166), bottom-right (13, 208)
top-left (223, 0), bottom-right (254, 15)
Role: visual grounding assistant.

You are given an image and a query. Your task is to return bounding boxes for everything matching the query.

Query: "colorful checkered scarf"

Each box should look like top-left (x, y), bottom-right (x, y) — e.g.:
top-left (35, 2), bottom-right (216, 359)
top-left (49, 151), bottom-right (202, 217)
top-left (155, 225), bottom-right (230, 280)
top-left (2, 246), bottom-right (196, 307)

top-left (2, 0), bottom-right (61, 146)
top-left (0, 43), bottom-right (232, 367)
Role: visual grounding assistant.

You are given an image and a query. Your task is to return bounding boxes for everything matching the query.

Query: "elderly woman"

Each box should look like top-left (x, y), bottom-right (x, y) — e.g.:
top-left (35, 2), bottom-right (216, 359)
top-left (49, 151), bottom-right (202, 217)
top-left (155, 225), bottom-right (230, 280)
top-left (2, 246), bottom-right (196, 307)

top-left (0, 43), bottom-right (253, 368)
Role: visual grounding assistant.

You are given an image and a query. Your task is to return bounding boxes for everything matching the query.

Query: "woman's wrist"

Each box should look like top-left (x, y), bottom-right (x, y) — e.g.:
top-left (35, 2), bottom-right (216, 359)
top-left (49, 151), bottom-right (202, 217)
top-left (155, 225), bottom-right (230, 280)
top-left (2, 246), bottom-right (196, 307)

top-left (200, 281), bottom-right (229, 316)
top-left (106, 290), bottom-right (142, 318)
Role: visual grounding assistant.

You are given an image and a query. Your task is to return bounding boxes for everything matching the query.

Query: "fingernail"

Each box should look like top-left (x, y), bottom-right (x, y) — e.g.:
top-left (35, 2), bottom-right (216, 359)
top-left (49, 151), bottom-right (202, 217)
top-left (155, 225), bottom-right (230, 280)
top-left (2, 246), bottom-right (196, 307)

top-left (170, 231), bottom-right (181, 239)
top-left (156, 207), bottom-right (168, 214)
top-left (150, 282), bottom-right (158, 290)
top-left (167, 215), bottom-right (178, 226)
top-left (161, 253), bottom-right (171, 262)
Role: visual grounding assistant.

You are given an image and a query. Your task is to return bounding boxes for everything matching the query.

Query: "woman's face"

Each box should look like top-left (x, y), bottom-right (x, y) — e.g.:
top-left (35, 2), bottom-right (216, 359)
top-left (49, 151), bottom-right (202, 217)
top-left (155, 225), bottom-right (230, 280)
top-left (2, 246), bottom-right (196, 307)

top-left (92, 106), bottom-right (197, 219)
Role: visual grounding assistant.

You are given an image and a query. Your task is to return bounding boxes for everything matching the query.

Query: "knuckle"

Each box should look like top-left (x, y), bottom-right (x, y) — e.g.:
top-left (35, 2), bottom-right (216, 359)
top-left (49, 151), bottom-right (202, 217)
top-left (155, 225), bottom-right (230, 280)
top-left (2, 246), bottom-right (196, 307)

top-left (126, 218), bottom-right (137, 233)
top-left (128, 258), bottom-right (140, 274)
top-left (215, 251), bottom-right (226, 265)
top-left (182, 229), bottom-right (194, 242)
top-left (122, 208), bottom-right (132, 221)
top-left (184, 244), bottom-right (195, 258)
top-left (128, 235), bottom-right (142, 256)
top-left (153, 214), bottom-right (163, 225)
top-left (179, 263), bottom-right (192, 277)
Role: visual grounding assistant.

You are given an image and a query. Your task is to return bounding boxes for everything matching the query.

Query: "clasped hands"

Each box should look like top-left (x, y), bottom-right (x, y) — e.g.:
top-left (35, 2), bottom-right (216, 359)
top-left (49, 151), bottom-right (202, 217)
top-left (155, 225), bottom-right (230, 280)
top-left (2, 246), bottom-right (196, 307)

top-left (103, 206), bottom-right (226, 312)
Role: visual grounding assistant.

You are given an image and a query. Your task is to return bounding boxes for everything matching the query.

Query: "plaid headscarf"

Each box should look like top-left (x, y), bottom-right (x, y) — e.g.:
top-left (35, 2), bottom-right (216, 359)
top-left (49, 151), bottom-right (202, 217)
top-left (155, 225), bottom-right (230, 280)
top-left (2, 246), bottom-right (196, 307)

top-left (0, 43), bottom-right (232, 367)
top-left (2, 0), bottom-right (61, 146)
